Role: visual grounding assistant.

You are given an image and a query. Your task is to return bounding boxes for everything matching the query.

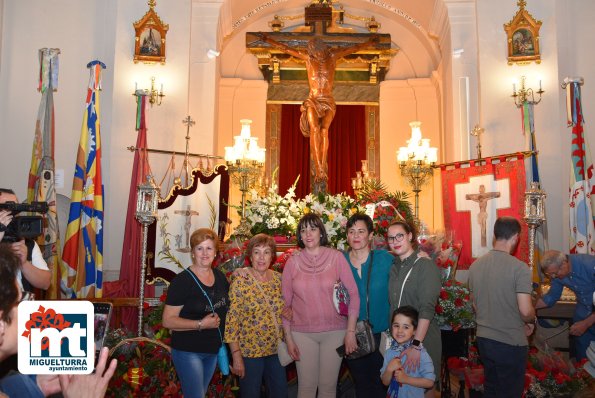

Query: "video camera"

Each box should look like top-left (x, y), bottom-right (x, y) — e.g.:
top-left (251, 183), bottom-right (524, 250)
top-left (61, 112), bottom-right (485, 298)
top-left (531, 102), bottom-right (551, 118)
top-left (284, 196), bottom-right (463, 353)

top-left (0, 201), bottom-right (48, 243)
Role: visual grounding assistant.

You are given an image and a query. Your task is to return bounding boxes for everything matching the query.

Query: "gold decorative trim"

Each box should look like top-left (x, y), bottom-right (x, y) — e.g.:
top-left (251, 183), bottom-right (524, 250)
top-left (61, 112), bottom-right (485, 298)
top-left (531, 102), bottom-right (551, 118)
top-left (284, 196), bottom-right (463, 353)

top-left (503, 0), bottom-right (542, 65)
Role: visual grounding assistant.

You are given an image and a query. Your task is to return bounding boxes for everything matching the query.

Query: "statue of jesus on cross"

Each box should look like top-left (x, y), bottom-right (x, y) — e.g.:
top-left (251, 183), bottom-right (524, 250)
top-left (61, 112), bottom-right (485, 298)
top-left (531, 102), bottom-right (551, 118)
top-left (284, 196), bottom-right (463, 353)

top-left (259, 33), bottom-right (379, 188)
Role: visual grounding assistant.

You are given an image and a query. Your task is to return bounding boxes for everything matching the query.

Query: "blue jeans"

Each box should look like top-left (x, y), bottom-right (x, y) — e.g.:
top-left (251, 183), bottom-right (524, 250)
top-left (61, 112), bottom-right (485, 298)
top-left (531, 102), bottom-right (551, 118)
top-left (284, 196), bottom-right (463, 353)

top-left (477, 337), bottom-right (527, 398)
top-left (240, 355), bottom-right (288, 398)
top-left (171, 348), bottom-right (218, 398)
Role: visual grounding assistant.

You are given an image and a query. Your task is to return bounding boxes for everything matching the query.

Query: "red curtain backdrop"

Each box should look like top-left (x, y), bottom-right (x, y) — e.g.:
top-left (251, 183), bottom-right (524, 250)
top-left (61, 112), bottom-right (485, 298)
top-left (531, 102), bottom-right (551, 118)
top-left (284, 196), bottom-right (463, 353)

top-left (441, 156), bottom-right (528, 270)
top-left (278, 104), bottom-right (366, 198)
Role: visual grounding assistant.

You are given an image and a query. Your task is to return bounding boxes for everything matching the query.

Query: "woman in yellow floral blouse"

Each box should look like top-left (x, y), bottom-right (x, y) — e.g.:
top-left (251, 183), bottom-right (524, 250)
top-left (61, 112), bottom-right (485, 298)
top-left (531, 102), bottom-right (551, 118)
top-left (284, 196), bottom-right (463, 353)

top-left (224, 234), bottom-right (288, 398)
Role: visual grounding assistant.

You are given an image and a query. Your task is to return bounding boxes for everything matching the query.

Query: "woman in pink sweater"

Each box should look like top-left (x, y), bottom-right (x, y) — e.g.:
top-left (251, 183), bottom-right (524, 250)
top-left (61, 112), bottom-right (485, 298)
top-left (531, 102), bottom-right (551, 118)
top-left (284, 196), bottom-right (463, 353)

top-left (282, 213), bottom-right (360, 398)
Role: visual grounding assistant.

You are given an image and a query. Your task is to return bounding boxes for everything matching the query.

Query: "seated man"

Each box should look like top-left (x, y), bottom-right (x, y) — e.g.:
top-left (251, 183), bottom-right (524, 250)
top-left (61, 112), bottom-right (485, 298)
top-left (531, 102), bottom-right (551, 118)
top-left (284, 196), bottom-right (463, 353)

top-left (536, 250), bottom-right (595, 361)
top-left (0, 188), bottom-right (50, 291)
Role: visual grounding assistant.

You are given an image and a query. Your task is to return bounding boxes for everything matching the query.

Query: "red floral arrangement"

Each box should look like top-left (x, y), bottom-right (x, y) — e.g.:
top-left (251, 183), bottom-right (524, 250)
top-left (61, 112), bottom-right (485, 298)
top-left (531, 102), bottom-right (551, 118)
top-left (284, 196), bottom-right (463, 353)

top-left (435, 279), bottom-right (475, 331)
top-left (354, 180), bottom-right (414, 239)
top-left (524, 347), bottom-right (591, 397)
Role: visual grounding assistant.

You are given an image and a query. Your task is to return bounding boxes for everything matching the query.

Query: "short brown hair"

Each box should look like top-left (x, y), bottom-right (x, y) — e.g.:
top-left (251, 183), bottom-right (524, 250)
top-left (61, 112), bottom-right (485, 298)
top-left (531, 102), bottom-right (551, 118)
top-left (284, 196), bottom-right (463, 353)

top-left (0, 244), bottom-right (20, 323)
top-left (246, 234), bottom-right (277, 264)
top-left (189, 228), bottom-right (221, 254)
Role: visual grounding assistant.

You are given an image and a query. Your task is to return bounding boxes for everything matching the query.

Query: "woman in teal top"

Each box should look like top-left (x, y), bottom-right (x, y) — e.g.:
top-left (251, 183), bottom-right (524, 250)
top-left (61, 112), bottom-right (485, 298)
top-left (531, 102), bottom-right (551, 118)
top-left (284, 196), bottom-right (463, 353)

top-left (343, 213), bottom-right (394, 398)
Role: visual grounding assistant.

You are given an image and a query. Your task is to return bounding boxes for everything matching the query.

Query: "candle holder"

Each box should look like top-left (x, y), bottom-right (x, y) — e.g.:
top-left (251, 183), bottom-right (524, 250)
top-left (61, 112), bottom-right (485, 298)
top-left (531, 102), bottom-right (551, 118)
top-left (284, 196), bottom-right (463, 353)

top-left (224, 119), bottom-right (266, 241)
top-left (397, 121), bottom-right (438, 220)
top-left (512, 76), bottom-right (544, 107)
top-left (351, 160), bottom-right (376, 197)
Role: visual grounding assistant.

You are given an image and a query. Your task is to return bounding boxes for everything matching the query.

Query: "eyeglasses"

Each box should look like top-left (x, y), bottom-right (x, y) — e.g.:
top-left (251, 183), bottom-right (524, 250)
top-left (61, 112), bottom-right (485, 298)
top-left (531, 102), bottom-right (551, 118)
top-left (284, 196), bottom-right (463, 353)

top-left (387, 233), bottom-right (406, 243)
top-left (20, 290), bottom-right (35, 303)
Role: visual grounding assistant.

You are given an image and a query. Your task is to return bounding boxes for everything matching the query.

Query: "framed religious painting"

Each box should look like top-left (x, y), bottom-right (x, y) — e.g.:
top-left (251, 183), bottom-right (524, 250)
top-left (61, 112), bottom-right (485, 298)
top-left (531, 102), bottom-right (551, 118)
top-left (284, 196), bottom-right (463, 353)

top-left (504, 0), bottom-right (542, 65)
top-left (133, 1), bottom-right (169, 64)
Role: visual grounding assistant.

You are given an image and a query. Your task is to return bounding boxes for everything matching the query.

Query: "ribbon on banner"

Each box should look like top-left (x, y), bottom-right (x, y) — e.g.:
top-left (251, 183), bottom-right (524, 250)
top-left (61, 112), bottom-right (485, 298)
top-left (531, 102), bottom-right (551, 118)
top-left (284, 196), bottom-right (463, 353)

top-left (28, 48), bottom-right (62, 298)
top-left (441, 156), bottom-right (528, 269)
top-left (564, 78), bottom-right (595, 254)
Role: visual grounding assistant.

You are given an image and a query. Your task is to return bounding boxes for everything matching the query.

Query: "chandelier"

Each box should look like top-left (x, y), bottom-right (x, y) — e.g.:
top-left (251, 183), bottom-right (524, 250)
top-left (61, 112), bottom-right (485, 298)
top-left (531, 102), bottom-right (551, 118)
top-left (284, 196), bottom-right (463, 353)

top-left (224, 119), bottom-right (266, 240)
top-left (397, 121), bottom-right (438, 220)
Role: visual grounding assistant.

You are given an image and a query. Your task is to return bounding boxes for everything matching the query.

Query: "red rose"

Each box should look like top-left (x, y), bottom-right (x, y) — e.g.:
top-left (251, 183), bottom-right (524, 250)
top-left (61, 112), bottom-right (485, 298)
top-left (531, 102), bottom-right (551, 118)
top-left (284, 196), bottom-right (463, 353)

top-left (159, 293), bottom-right (167, 302)
top-left (454, 298), bottom-right (464, 307)
top-left (440, 290), bottom-right (449, 300)
top-left (436, 305), bottom-right (444, 314)
top-left (445, 280), bottom-right (453, 287)
top-left (381, 220), bottom-right (389, 227)
top-left (143, 301), bottom-right (149, 309)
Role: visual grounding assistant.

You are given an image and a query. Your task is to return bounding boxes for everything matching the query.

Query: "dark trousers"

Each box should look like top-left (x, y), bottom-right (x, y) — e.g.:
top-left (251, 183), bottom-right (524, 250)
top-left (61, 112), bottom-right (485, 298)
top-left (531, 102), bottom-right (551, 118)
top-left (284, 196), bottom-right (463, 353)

top-left (345, 334), bottom-right (387, 398)
top-left (477, 337), bottom-right (528, 398)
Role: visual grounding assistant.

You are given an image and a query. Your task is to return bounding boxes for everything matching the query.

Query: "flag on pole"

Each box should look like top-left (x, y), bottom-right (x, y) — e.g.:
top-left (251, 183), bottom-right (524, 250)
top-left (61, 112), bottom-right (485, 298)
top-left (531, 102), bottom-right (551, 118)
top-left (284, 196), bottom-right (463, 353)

top-left (61, 60), bottom-right (106, 298)
top-left (566, 78), bottom-right (595, 254)
top-left (119, 93), bottom-right (154, 330)
top-left (27, 48), bottom-right (62, 299)
top-left (520, 101), bottom-right (548, 280)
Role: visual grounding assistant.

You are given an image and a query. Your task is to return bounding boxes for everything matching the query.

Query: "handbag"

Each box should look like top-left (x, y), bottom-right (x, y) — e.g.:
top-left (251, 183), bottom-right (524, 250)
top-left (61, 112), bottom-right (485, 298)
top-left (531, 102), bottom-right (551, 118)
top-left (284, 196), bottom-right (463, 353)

top-left (277, 340), bottom-right (293, 367)
top-left (217, 344), bottom-right (230, 376)
top-left (250, 271), bottom-right (294, 366)
top-left (345, 252), bottom-right (377, 360)
top-left (333, 261), bottom-right (350, 316)
top-left (186, 269), bottom-right (230, 375)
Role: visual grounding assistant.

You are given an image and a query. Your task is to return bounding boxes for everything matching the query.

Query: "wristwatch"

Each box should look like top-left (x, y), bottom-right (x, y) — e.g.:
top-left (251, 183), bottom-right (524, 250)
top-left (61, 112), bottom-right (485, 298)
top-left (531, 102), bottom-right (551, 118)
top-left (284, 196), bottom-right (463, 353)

top-left (0, 223), bottom-right (7, 233)
top-left (411, 339), bottom-right (422, 346)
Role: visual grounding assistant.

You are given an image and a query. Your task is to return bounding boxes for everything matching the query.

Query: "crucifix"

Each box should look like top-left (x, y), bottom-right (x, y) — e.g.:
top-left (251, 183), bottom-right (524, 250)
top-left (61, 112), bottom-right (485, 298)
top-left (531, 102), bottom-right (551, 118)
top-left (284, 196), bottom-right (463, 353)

top-left (470, 124), bottom-right (485, 159)
top-left (174, 205), bottom-right (199, 253)
top-left (247, 1), bottom-right (390, 194)
top-left (180, 116), bottom-right (195, 187)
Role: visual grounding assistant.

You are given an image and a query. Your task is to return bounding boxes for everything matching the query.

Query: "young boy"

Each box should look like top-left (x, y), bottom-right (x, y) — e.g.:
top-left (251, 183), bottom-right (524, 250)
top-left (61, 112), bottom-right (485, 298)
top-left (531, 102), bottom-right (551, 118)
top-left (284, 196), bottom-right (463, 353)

top-left (381, 306), bottom-right (435, 398)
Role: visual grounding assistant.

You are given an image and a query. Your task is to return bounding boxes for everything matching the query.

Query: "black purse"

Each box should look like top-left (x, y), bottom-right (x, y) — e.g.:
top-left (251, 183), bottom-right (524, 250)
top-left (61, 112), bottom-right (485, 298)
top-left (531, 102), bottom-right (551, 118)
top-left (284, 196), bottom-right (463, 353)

top-left (346, 252), bottom-right (377, 360)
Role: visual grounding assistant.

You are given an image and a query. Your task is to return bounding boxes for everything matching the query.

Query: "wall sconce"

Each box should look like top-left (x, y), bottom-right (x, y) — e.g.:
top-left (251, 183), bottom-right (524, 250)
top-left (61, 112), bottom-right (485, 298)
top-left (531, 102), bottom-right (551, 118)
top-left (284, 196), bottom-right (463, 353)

top-left (134, 76), bottom-right (165, 107)
top-left (512, 75), bottom-right (544, 107)
top-left (207, 49), bottom-right (220, 59)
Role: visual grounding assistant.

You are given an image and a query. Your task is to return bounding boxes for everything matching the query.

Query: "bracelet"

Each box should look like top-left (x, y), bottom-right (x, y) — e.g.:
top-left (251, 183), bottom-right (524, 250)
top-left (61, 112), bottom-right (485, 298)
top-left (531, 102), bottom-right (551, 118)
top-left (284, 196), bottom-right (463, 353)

top-left (232, 349), bottom-right (241, 354)
top-left (347, 329), bottom-right (356, 333)
top-left (412, 345), bottom-right (423, 351)
top-left (197, 319), bottom-right (202, 331)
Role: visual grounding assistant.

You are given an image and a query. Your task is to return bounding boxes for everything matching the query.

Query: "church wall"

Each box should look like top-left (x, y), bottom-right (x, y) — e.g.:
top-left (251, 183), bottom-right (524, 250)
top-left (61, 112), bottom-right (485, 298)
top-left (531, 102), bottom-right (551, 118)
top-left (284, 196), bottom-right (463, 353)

top-left (379, 78), bottom-right (442, 231)
top-left (0, 0), bottom-right (195, 282)
top-left (216, 78), bottom-right (268, 231)
top-left (476, 0), bottom-right (567, 252)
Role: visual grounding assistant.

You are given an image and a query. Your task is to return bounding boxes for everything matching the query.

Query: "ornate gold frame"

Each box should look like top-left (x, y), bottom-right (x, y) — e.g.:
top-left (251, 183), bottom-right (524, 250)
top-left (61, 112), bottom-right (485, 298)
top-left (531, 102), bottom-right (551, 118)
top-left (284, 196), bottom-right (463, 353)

top-left (504, 0), bottom-right (542, 65)
top-left (133, 0), bottom-right (169, 64)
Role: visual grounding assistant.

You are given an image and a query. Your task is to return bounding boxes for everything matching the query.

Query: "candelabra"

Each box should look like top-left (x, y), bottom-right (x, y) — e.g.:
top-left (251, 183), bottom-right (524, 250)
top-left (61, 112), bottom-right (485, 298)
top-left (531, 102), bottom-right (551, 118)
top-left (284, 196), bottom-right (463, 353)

top-left (512, 75), bottom-right (544, 107)
top-left (397, 121), bottom-right (438, 220)
top-left (134, 76), bottom-right (165, 106)
top-left (224, 119), bottom-right (266, 240)
top-left (135, 175), bottom-right (160, 337)
top-left (351, 160), bottom-right (376, 197)
top-left (523, 182), bottom-right (547, 271)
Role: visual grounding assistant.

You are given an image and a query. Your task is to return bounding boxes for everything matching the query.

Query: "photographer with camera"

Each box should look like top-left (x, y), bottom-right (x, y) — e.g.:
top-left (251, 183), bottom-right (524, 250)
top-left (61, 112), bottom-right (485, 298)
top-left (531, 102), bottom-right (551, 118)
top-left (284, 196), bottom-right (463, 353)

top-left (0, 189), bottom-right (50, 291)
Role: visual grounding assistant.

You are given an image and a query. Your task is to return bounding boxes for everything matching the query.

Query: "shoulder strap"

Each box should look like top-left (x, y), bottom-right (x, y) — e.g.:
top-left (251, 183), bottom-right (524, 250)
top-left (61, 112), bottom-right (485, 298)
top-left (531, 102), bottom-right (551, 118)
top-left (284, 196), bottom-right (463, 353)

top-left (185, 268), bottom-right (224, 342)
top-left (397, 256), bottom-right (420, 308)
top-left (364, 251), bottom-right (373, 321)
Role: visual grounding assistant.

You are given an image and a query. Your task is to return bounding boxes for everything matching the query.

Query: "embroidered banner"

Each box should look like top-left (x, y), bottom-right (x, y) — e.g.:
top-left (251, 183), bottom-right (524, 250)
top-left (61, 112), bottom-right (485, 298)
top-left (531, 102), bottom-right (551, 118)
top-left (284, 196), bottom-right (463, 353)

top-left (441, 156), bottom-right (528, 270)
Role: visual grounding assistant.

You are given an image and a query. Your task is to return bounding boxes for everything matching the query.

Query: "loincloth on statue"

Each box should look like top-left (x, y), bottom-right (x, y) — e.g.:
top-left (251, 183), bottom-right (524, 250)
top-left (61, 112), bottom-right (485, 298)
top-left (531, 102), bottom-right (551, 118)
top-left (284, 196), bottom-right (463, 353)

top-left (299, 96), bottom-right (336, 137)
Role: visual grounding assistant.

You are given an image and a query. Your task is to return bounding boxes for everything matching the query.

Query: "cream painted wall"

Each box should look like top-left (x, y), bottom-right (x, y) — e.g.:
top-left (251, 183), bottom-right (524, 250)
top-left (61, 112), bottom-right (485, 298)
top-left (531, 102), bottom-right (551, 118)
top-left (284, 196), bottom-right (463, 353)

top-left (379, 79), bottom-right (442, 231)
top-left (476, 0), bottom-right (595, 252)
top-left (0, 0), bottom-right (195, 281)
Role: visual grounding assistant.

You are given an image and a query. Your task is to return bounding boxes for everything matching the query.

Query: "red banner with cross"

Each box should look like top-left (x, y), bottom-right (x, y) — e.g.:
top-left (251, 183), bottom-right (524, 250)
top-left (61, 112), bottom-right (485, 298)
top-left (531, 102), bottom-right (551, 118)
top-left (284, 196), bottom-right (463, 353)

top-left (441, 155), bottom-right (529, 270)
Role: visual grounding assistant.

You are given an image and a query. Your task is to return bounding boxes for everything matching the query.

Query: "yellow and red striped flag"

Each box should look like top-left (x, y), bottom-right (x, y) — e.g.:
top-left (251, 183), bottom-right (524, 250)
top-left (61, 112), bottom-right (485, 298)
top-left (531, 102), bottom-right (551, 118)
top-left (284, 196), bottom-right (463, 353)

top-left (61, 60), bottom-right (106, 298)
